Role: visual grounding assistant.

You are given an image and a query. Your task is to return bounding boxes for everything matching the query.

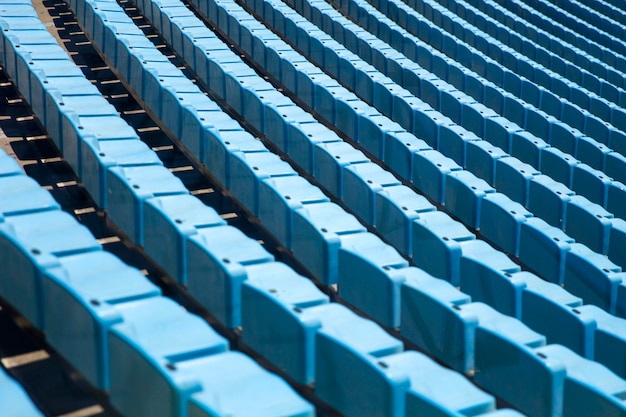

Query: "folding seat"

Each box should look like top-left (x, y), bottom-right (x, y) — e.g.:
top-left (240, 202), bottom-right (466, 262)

top-left (338, 232), bottom-right (409, 327)
top-left (412, 149), bottom-right (462, 204)
top-left (292, 202), bottom-right (367, 285)
top-left (576, 135), bottom-right (610, 172)
top-left (412, 211), bottom-right (475, 284)
top-left (400, 268), bottom-right (474, 372)
top-left (539, 146), bottom-right (578, 188)
top-left (107, 297), bottom-right (230, 417)
top-left (605, 151), bottom-right (626, 185)
top-left (314, 141), bottom-right (369, 199)
top-left (579, 305), bottom-right (626, 379)
top-left (527, 174), bottom-right (573, 228)
top-left (241, 262), bottom-right (329, 384)
top-left (465, 140), bottom-right (506, 186)
top-left (445, 170), bottom-right (493, 229)
top-left (43, 251), bottom-right (161, 389)
top-left (564, 243), bottom-right (625, 313)
top-left (564, 195), bottom-right (612, 254)
top-left (343, 162), bottom-right (401, 225)
top-left (536, 344), bottom-right (626, 417)
top-left (0, 211), bottom-right (101, 329)
top-left (494, 156), bottom-right (539, 207)
top-left (469, 303), bottom-right (562, 417)
top-left (479, 193), bottom-right (532, 256)
top-left (375, 185), bottom-right (435, 256)
top-left (571, 163), bottom-right (611, 207)
top-left (143, 194), bottom-right (226, 284)
top-left (519, 217), bottom-right (573, 284)
top-left (459, 240), bottom-right (522, 317)
top-left (106, 165), bottom-right (188, 244)
top-left (258, 175), bottom-right (329, 248)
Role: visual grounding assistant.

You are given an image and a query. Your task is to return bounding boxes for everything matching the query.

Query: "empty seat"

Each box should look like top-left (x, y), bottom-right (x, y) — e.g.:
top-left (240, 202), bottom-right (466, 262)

top-left (43, 251), bottom-right (161, 390)
top-left (0, 211), bottom-right (101, 329)
top-left (459, 240), bottom-right (522, 317)
top-left (564, 243), bottom-right (625, 313)
top-left (106, 165), bottom-right (188, 244)
top-left (338, 233), bottom-right (409, 328)
top-left (445, 170), bottom-right (494, 229)
top-left (143, 194), bottom-right (226, 285)
top-left (375, 185), bottom-right (435, 256)
top-left (412, 211), bottom-right (475, 284)
top-left (241, 262), bottom-right (329, 384)
top-left (400, 267), bottom-right (475, 373)
top-left (519, 217), bottom-right (573, 284)
top-left (186, 225), bottom-right (274, 328)
top-left (292, 202), bottom-right (367, 285)
top-left (537, 344), bottom-right (626, 417)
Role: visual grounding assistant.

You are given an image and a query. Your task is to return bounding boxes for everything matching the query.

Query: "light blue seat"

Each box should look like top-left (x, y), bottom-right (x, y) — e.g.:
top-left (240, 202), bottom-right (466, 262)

top-left (564, 243), bottom-right (625, 313)
top-left (106, 165), bottom-right (188, 244)
top-left (187, 351), bottom-right (315, 417)
top-left (143, 194), bottom-right (226, 285)
top-left (519, 217), bottom-right (573, 284)
top-left (540, 146), bottom-right (579, 188)
top-left (43, 251), bottom-right (161, 390)
top-left (494, 156), bottom-right (540, 207)
top-left (228, 150), bottom-right (297, 217)
top-left (459, 240), bottom-right (522, 317)
top-left (480, 193), bottom-right (532, 257)
top-left (292, 202), bottom-right (366, 285)
top-left (0, 211), bottom-right (101, 329)
top-left (400, 268), bottom-right (475, 372)
top-left (465, 140), bottom-right (506, 186)
top-left (258, 175), bottom-right (329, 249)
top-left (445, 170), bottom-right (494, 228)
top-left (107, 297), bottom-right (229, 417)
top-left (564, 195), bottom-right (613, 254)
top-left (343, 162), bottom-right (401, 225)
top-left (537, 344), bottom-right (626, 417)
top-left (579, 305), bottom-right (626, 380)
top-left (338, 233), bottom-right (409, 327)
top-left (375, 185), bottom-right (435, 256)
top-left (412, 149), bottom-right (462, 204)
top-left (186, 224), bottom-right (274, 328)
top-left (313, 141), bottom-right (368, 199)
top-left (241, 262), bottom-right (329, 384)
top-left (521, 275), bottom-right (596, 357)
top-left (411, 211), bottom-right (475, 284)
top-left (572, 163), bottom-right (611, 207)
top-left (528, 174), bottom-right (574, 228)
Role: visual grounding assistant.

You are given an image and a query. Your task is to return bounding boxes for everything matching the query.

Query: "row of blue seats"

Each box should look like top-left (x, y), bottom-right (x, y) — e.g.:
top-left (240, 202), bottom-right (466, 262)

top-left (309, 0), bottom-right (626, 217)
top-left (367, 0), bottom-right (626, 162)
top-left (281, 0), bottom-right (626, 264)
top-left (0, 6), bottom-right (529, 417)
top-left (72, 0), bottom-right (626, 393)
top-left (0, 5), bottom-right (318, 417)
top-left (513, 0), bottom-right (626, 58)
top-left (148, 0), bottom-right (626, 390)
top-left (242, 0), bottom-right (626, 369)
top-left (0, 362), bottom-right (44, 416)
top-left (437, 0), bottom-right (626, 94)
top-left (125, 0), bottom-right (626, 331)
top-left (491, 0), bottom-right (626, 75)
top-left (402, 0), bottom-right (626, 114)
top-left (550, 0), bottom-right (626, 45)
top-left (578, 0), bottom-right (626, 28)
top-left (454, 0), bottom-right (626, 91)
top-left (0, 148), bottom-right (312, 416)
top-left (444, 0), bottom-right (626, 96)
top-left (22, 2), bottom-right (626, 409)
top-left (271, 0), bottom-right (626, 306)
